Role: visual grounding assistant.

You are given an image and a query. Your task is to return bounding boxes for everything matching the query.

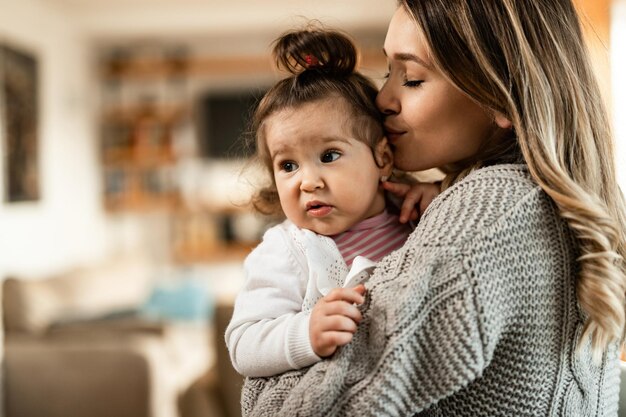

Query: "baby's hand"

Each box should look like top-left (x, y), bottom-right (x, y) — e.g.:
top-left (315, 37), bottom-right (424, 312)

top-left (309, 285), bottom-right (366, 358)
top-left (382, 180), bottom-right (441, 223)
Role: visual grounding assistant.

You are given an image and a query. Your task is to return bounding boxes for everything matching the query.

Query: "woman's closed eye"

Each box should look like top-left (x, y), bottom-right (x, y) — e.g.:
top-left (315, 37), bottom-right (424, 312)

top-left (381, 69), bottom-right (423, 88)
top-left (321, 150), bottom-right (341, 163)
top-left (403, 79), bottom-right (424, 87)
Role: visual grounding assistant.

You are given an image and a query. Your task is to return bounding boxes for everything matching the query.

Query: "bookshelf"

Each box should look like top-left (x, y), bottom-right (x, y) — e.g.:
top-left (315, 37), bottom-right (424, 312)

top-left (98, 44), bottom-right (191, 212)
top-left (95, 38), bottom-right (387, 261)
top-left (96, 43), bottom-right (270, 262)
top-left (101, 104), bottom-right (186, 211)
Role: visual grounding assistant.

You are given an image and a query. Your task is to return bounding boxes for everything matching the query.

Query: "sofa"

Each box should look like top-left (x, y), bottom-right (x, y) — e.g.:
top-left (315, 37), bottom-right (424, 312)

top-left (1, 255), bottom-right (242, 417)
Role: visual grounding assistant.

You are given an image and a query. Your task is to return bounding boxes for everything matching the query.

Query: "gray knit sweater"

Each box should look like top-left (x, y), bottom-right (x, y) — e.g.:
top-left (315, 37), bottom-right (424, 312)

top-left (241, 164), bottom-right (621, 416)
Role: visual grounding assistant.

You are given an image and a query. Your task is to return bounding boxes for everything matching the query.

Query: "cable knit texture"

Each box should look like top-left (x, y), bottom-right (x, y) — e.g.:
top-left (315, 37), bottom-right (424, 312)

top-left (240, 164), bottom-right (621, 416)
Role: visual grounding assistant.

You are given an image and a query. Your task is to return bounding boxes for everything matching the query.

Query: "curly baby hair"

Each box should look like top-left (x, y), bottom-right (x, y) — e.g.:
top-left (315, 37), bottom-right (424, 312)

top-left (399, 0), bottom-right (626, 357)
top-left (248, 25), bottom-right (385, 216)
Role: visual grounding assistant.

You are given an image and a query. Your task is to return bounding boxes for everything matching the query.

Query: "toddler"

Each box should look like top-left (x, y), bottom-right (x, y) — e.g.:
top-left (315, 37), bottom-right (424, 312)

top-left (225, 27), bottom-right (439, 377)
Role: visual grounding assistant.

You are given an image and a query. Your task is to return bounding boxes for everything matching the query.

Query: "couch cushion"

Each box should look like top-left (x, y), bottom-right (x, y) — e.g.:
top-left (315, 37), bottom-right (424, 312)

top-left (3, 255), bottom-right (153, 334)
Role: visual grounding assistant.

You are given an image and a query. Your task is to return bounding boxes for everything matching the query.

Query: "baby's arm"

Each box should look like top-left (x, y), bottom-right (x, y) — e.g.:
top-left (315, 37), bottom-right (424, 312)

top-left (225, 225), bottom-right (320, 377)
top-left (309, 285), bottom-right (366, 357)
top-left (383, 180), bottom-right (441, 223)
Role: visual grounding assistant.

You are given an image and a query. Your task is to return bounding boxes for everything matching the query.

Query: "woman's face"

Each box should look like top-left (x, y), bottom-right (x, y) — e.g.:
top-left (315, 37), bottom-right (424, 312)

top-left (376, 7), bottom-right (506, 172)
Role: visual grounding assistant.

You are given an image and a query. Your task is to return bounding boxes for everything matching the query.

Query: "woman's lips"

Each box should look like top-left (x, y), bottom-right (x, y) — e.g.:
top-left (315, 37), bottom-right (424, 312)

top-left (385, 126), bottom-right (406, 143)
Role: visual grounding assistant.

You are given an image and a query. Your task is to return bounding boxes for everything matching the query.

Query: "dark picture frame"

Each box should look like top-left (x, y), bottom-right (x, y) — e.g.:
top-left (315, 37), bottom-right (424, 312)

top-left (1, 43), bottom-right (40, 203)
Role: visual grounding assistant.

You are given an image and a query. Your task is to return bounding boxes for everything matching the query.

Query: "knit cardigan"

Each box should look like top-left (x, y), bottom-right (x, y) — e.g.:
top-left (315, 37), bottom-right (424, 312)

top-left (240, 164), bottom-right (621, 417)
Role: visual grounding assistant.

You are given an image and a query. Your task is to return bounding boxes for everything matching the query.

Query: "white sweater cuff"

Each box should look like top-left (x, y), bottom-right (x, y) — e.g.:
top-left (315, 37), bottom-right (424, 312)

top-left (286, 312), bottom-right (321, 369)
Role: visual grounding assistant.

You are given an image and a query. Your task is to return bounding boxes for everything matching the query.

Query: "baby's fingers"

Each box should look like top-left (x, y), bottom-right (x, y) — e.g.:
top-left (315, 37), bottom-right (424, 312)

top-left (319, 331), bottom-right (354, 349)
top-left (324, 287), bottom-right (365, 305)
top-left (353, 284), bottom-right (366, 296)
top-left (320, 315), bottom-right (359, 333)
top-left (321, 300), bottom-right (363, 323)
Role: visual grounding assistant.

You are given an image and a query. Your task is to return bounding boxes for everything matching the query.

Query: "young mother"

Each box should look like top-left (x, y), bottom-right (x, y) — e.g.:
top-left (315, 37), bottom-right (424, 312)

top-left (242, 0), bottom-right (626, 415)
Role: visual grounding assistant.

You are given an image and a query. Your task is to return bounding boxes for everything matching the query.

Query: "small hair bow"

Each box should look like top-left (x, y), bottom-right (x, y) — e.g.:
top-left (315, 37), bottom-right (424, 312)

top-left (305, 54), bottom-right (319, 68)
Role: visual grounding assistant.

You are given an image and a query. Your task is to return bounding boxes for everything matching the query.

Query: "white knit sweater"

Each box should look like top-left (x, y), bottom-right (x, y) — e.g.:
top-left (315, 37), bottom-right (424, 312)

top-left (240, 164), bottom-right (621, 416)
top-left (226, 221), bottom-right (377, 377)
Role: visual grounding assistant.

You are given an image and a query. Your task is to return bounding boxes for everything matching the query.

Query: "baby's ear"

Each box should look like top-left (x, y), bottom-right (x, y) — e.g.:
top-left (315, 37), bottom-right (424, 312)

top-left (375, 137), bottom-right (394, 177)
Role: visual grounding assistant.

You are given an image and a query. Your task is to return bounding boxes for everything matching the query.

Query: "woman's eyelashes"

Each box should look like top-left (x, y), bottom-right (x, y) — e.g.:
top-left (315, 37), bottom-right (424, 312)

top-left (403, 79), bottom-right (424, 87)
top-left (381, 70), bottom-right (423, 88)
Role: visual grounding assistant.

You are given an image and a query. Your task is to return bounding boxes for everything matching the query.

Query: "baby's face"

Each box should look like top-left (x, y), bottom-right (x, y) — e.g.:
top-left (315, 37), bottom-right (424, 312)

top-left (264, 98), bottom-right (387, 236)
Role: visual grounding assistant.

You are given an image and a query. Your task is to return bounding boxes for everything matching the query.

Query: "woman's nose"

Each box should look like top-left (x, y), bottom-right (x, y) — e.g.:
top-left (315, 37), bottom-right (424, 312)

top-left (376, 81), bottom-right (399, 116)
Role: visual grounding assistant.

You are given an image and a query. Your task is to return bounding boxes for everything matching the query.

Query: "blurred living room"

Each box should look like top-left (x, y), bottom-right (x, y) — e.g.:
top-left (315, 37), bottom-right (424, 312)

top-left (0, 0), bottom-right (625, 416)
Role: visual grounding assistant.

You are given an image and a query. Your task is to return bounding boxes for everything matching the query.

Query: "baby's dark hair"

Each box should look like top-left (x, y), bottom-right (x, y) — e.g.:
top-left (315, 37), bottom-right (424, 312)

top-left (250, 25), bottom-right (384, 215)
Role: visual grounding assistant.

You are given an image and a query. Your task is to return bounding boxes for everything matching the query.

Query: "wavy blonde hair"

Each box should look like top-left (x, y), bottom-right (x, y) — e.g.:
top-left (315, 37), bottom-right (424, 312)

top-left (400, 0), bottom-right (626, 355)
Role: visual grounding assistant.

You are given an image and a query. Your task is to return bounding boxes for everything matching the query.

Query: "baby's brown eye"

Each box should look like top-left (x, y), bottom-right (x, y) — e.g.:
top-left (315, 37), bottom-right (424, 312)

top-left (281, 161), bottom-right (298, 172)
top-left (321, 151), bottom-right (341, 163)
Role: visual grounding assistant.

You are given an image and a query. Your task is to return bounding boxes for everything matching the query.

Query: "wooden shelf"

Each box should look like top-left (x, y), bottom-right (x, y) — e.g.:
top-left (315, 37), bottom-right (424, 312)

top-left (101, 49), bottom-right (386, 80)
top-left (101, 103), bottom-right (189, 123)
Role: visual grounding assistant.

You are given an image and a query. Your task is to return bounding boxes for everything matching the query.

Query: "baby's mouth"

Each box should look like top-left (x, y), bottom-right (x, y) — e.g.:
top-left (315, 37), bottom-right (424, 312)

top-left (306, 200), bottom-right (326, 210)
top-left (306, 201), bottom-right (333, 217)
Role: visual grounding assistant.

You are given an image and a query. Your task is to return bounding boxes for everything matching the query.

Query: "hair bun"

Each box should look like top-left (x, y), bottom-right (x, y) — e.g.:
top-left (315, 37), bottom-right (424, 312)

top-left (273, 25), bottom-right (358, 77)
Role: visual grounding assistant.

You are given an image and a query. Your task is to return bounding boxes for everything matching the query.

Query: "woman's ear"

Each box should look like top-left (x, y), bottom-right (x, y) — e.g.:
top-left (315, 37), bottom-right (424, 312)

top-left (374, 137), bottom-right (394, 178)
top-left (494, 112), bottom-right (512, 129)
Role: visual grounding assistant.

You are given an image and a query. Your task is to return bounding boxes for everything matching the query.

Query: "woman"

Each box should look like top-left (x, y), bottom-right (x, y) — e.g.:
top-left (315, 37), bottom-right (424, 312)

top-left (241, 1), bottom-right (626, 415)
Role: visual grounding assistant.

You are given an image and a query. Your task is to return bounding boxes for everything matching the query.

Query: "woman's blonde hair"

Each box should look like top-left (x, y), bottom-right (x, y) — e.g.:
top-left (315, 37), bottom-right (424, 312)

top-left (400, 0), bottom-right (626, 354)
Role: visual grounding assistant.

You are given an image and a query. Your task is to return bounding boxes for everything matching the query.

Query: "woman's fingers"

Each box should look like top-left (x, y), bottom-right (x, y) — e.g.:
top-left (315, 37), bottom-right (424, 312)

top-left (386, 181), bottom-right (441, 222)
top-left (383, 180), bottom-right (428, 222)
top-left (400, 186), bottom-right (424, 222)
top-left (382, 180), bottom-right (411, 197)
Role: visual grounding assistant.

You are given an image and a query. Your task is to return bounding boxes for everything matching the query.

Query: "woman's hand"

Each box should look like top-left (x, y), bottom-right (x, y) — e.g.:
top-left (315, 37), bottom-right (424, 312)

top-left (382, 180), bottom-right (442, 223)
top-left (309, 285), bottom-right (366, 358)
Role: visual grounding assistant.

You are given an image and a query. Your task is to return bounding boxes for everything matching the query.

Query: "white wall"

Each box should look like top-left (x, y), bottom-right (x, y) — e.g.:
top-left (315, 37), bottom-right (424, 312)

top-left (613, 0), bottom-right (626, 189)
top-left (0, 0), bottom-right (108, 278)
top-left (55, 0), bottom-right (395, 41)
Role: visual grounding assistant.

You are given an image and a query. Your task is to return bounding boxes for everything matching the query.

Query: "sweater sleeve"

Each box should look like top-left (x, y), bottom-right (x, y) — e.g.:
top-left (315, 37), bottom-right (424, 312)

top-left (225, 225), bottom-right (321, 378)
top-left (242, 244), bottom-right (501, 416)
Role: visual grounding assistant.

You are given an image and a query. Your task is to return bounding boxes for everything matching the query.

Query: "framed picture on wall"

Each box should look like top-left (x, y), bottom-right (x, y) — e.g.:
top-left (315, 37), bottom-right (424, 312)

top-left (0, 43), bottom-right (40, 203)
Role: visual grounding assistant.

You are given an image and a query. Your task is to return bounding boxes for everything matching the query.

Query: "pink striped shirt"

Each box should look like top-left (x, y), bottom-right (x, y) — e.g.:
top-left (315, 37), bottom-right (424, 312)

top-left (331, 211), bottom-right (412, 267)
